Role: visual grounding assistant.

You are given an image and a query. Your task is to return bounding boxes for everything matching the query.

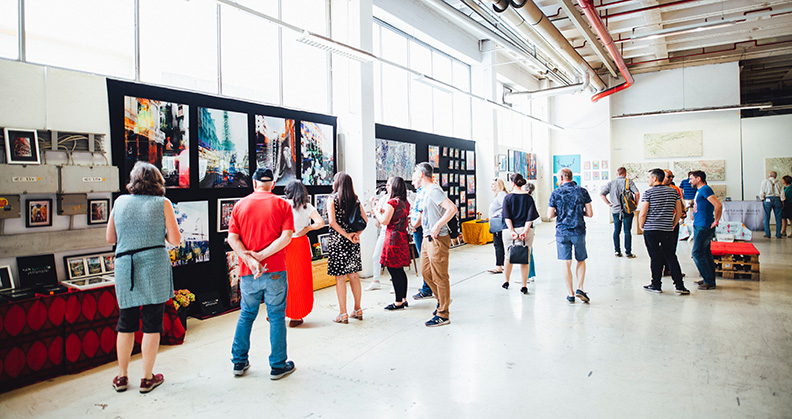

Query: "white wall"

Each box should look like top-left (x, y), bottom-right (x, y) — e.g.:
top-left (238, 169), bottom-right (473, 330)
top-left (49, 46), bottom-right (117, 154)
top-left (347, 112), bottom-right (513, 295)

top-left (610, 63), bottom-right (741, 199)
top-left (741, 114), bottom-right (792, 200)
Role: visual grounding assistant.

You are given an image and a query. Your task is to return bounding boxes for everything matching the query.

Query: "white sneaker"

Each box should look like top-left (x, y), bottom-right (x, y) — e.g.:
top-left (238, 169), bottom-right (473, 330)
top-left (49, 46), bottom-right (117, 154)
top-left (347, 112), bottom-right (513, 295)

top-left (365, 281), bottom-right (381, 291)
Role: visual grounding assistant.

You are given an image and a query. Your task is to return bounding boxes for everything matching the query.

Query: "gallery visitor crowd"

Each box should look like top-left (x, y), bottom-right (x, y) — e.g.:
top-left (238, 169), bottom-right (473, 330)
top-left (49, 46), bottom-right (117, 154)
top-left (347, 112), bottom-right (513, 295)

top-left (107, 158), bottom-right (774, 394)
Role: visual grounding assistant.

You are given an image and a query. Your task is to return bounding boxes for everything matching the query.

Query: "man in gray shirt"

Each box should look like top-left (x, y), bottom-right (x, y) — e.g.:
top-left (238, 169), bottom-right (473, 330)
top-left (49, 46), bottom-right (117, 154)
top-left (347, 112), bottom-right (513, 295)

top-left (600, 166), bottom-right (640, 258)
top-left (412, 162), bottom-right (457, 327)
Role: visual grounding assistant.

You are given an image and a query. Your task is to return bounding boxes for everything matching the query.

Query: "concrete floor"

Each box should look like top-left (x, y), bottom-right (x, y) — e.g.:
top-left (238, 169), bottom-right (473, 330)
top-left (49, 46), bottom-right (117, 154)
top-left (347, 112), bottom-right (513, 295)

top-left (1, 222), bottom-right (790, 418)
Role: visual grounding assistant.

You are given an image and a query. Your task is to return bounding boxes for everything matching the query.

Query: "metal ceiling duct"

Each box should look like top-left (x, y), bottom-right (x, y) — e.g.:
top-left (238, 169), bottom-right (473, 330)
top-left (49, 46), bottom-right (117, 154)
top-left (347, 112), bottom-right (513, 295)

top-left (486, 0), bottom-right (606, 91)
top-left (504, 72), bottom-right (589, 101)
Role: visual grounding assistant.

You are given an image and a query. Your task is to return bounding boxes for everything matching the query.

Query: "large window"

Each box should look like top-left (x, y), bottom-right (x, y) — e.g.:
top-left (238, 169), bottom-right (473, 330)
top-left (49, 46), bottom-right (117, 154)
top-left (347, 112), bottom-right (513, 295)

top-left (373, 20), bottom-right (472, 139)
top-left (281, 0), bottom-right (330, 114)
top-left (0, 0), bottom-right (17, 59)
top-left (25, 0), bottom-right (134, 78)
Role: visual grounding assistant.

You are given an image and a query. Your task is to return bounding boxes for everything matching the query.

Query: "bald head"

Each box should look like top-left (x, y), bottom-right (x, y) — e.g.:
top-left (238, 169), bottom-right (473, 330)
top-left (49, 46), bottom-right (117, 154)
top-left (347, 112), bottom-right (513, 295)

top-left (769, 171), bottom-right (777, 179)
top-left (663, 169), bottom-right (674, 186)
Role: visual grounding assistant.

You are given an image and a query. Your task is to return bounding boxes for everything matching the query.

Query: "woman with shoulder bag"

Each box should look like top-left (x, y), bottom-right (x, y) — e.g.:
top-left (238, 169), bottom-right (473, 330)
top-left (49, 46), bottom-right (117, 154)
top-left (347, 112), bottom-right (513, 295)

top-left (488, 178), bottom-right (508, 274)
top-left (501, 173), bottom-right (540, 294)
top-left (371, 176), bottom-right (411, 310)
top-left (327, 172), bottom-right (367, 324)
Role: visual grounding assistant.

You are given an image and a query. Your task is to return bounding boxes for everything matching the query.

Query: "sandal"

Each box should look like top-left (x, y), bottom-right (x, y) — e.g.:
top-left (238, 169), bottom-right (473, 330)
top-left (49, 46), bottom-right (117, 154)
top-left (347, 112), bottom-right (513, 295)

top-left (333, 313), bottom-right (349, 324)
top-left (488, 268), bottom-right (503, 274)
top-left (351, 309), bottom-right (363, 320)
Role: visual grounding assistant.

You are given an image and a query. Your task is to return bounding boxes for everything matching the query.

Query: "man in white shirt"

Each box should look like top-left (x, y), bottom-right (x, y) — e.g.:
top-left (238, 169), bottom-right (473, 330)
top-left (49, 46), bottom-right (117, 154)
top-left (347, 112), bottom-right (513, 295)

top-left (760, 171), bottom-right (786, 238)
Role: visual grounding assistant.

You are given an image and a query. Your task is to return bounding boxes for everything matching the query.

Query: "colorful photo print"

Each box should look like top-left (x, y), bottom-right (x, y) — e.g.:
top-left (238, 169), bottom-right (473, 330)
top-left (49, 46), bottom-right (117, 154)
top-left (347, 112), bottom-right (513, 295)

top-left (26, 198), bottom-right (52, 228)
top-left (227, 251), bottom-right (240, 307)
top-left (170, 201), bottom-right (210, 267)
top-left (460, 190), bottom-right (466, 202)
top-left (0, 265), bottom-right (13, 290)
top-left (593, 171), bottom-right (600, 181)
top-left (455, 149), bottom-right (460, 158)
top-left (255, 115), bottom-right (296, 186)
top-left (103, 255), bottom-right (115, 272)
top-left (88, 199), bottom-right (110, 225)
top-left (497, 154), bottom-right (508, 172)
top-left (123, 97), bottom-right (189, 187)
top-left (455, 160), bottom-right (459, 170)
top-left (602, 160), bottom-right (609, 170)
top-left (461, 160), bottom-right (466, 171)
top-left (428, 145), bottom-right (440, 168)
top-left (448, 159), bottom-right (454, 170)
top-left (584, 171), bottom-right (591, 181)
top-left (217, 198), bottom-right (241, 233)
top-left (460, 174), bottom-right (466, 189)
top-left (467, 175), bottom-right (476, 194)
top-left (466, 150), bottom-right (475, 170)
top-left (602, 171), bottom-right (610, 180)
top-left (376, 138), bottom-right (416, 181)
top-left (67, 258), bottom-right (86, 279)
top-left (553, 154), bottom-right (581, 174)
top-left (318, 234), bottom-right (331, 255)
top-left (3, 128), bottom-right (40, 165)
top-left (467, 199), bottom-right (476, 218)
top-left (314, 194), bottom-right (331, 225)
top-left (198, 107), bottom-right (250, 189)
top-left (442, 147), bottom-right (448, 157)
top-left (86, 256), bottom-right (103, 275)
top-left (459, 205), bottom-right (465, 219)
top-left (301, 121), bottom-right (335, 186)
top-left (433, 173), bottom-right (440, 184)
top-left (592, 160), bottom-right (600, 170)
top-left (509, 150), bottom-right (516, 172)
top-left (584, 161), bottom-right (591, 171)
top-left (441, 173), bottom-right (449, 187)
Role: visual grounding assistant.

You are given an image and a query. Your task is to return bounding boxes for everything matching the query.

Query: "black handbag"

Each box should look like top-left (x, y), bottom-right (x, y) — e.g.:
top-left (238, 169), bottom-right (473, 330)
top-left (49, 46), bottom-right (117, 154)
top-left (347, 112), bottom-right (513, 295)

top-left (508, 240), bottom-right (530, 264)
top-left (347, 200), bottom-right (367, 232)
top-left (488, 216), bottom-right (504, 233)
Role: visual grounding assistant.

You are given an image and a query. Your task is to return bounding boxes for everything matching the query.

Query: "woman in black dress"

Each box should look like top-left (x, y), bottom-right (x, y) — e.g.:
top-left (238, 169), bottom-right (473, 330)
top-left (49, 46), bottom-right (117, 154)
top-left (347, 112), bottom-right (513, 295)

top-left (327, 172), bottom-right (367, 323)
top-left (502, 173), bottom-right (540, 295)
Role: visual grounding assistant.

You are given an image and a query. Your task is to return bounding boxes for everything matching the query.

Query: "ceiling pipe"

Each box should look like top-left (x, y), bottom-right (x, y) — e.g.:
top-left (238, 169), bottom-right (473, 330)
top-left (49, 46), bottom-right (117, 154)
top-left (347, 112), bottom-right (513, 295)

top-left (577, 0), bottom-right (634, 102)
top-left (504, 71), bottom-right (589, 102)
top-left (556, 0), bottom-right (619, 78)
top-left (487, 0), bottom-right (607, 91)
top-left (422, 0), bottom-right (569, 85)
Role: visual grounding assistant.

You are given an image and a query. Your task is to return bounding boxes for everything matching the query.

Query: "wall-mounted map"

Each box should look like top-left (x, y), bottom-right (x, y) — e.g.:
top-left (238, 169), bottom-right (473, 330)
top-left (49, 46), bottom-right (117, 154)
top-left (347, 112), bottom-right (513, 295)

top-left (765, 157), bottom-right (792, 179)
top-left (622, 161), bottom-right (669, 181)
top-left (673, 160), bottom-right (726, 181)
top-left (644, 130), bottom-right (703, 159)
top-left (709, 184), bottom-right (728, 200)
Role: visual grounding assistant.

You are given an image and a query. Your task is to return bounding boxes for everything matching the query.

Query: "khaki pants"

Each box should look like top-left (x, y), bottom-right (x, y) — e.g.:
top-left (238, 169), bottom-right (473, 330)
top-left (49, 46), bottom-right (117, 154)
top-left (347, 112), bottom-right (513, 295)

top-left (421, 235), bottom-right (451, 318)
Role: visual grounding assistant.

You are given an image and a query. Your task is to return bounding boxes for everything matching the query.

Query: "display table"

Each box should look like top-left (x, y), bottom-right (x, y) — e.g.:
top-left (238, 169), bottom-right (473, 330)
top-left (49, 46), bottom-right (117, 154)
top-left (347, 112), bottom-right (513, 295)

top-left (0, 287), bottom-right (185, 393)
top-left (721, 201), bottom-right (764, 231)
top-left (461, 220), bottom-right (492, 245)
top-left (311, 259), bottom-right (337, 290)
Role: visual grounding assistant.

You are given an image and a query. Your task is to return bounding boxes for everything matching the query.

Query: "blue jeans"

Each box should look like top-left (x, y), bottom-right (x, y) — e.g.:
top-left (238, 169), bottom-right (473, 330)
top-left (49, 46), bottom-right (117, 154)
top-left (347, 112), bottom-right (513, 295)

top-left (691, 227), bottom-right (716, 286)
top-left (612, 213), bottom-right (634, 254)
top-left (414, 227), bottom-right (432, 295)
top-left (231, 271), bottom-right (288, 368)
top-left (763, 196), bottom-right (783, 237)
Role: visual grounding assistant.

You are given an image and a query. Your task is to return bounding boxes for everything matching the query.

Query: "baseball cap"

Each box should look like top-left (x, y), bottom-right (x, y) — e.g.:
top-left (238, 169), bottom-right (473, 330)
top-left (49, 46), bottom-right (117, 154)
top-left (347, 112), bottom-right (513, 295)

top-left (252, 167), bottom-right (274, 182)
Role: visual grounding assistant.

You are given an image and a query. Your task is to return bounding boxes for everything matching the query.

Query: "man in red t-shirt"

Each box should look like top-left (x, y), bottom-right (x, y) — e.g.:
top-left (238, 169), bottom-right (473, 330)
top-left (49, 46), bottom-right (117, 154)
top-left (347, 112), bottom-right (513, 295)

top-left (228, 167), bottom-right (296, 380)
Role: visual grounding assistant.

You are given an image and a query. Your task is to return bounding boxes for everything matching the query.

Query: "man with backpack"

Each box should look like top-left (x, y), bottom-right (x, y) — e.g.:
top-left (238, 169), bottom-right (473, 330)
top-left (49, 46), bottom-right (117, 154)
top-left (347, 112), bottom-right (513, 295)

top-left (600, 166), bottom-right (640, 258)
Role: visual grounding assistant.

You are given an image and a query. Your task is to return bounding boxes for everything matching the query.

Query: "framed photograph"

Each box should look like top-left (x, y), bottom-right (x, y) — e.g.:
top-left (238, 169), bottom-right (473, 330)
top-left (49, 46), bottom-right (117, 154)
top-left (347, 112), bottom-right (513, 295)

top-left (17, 254), bottom-right (57, 288)
top-left (199, 107), bottom-right (250, 188)
top-left (86, 256), bottom-right (103, 275)
top-left (26, 198), bottom-right (52, 228)
top-left (448, 159), bottom-right (454, 170)
top-left (428, 145), bottom-right (440, 168)
top-left (102, 254), bottom-right (115, 272)
top-left (592, 160), bottom-right (600, 170)
top-left (455, 160), bottom-right (459, 170)
top-left (88, 199), bottom-right (110, 225)
top-left (66, 257), bottom-right (87, 279)
top-left (593, 171), bottom-right (600, 181)
top-left (4, 128), bottom-right (41, 165)
top-left (584, 161), bottom-right (591, 170)
top-left (467, 175), bottom-right (476, 194)
top-left (432, 173), bottom-right (440, 184)
top-left (217, 198), bottom-right (241, 233)
top-left (442, 147), bottom-right (448, 157)
top-left (314, 194), bottom-right (331, 225)
top-left (455, 149), bottom-right (460, 158)
top-left (255, 115), bottom-right (297, 186)
top-left (0, 265), bottom-right (13, 291)
top-left (318, 234), bottom-right (331, 255)
top-left (461, 160), bottom-right (466, 171)
top-left (460, 190), bottom-right (466, 202)
top-left (441, 173), bottom-right (449, 188)
top-left (468, 199), bottom-right (476, 218)
top-left (584, 171), bottom-right (591, 181)
top-left (602, 160), bottom-right (609, 170)
top-left (170, 201), bottom-right (210, 267)
top-left (497, 154), bottom-right (508, 172)
top-left (602, 171), bottom-right (610, 180)
top-left (466, 150), bottom-right (475, 170)
top-left (300, 120), bottom-right (336, 186)
top-left (64, 251), bottom-right (115, 280)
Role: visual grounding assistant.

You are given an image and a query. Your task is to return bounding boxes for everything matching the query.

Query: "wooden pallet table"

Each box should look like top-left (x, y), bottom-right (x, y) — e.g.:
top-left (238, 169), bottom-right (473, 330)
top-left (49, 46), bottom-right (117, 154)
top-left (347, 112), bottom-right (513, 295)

top-left (711, 242), bottom-right (760, 281)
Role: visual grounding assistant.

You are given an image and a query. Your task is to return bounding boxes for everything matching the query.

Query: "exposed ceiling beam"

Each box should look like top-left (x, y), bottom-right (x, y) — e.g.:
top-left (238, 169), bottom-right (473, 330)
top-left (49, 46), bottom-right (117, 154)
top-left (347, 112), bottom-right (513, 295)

top-left (555, 0), bottom-right (619, 77)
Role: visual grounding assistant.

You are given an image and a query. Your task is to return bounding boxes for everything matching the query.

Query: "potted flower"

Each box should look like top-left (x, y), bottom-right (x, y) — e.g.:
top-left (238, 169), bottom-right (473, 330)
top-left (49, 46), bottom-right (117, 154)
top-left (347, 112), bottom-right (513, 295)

top-left (173, 289), bottom-right (195, 330)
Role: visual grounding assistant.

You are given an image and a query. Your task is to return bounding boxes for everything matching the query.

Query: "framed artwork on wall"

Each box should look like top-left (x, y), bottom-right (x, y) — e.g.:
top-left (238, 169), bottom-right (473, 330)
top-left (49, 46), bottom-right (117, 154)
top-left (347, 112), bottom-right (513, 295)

top-left (170, 201), bottom-right (210, 266)
top-left (467, 175), bottom-right (476, 194)
top-left (455, 149), bottom-right (460, 159)
top-left (432, 173), bottom-right (440, 184)
top-left (314, 194), bottom-right (331, 224)
top-left (584, 161), bottom-right (591, 170)
top-left (255, 115), bottom-right (297, 186)
top-left (3, 128), bottom-right (41, 165)
top-left (602, 171), bottom-right (609, 180)
top-left (124, 97), bottom-right (189, 188)
top-left (592, 161), bottom-right (600, 170)
top-left (0, 265), bottom-right (14, 291)
top-left (441, 173), bottom-right (449, 187)
top-left (26, 198), bottom-right (52, 228)
top-left (443, 147), bottom-right (448, 157)
top-left (217, 198), bottom-right (241, 232)
top-left (584, 171), bottom-right (591, 181)
top-left (300, 121), bottom-right (336, 186)
top-left (448, 159), bottom-right (454, 170)
top-left (467, 199), bottom-right (476, 218)
top-left (553, 154), bottom-right (581, 173)
top-left (466, 150), bottom-right (475, 170)
top-left (318, 233), bottom-right (331, 255)
top-left (198, 107), bottom-right (250, 188)
top-left (376, 138), bottom-right (416, 181)
top-left (497, 154), bottom-right (508, 172)
top-left (88, 199), bottom-right (110, 225)
top-left (455, 160), bottom-right (459, 170)
top-left (509, 150), bottom-right (516, 172)
top-left (428, 145), bottom-right (440, 168)
top-left (528, 153), bottom-right (537, 180)
top-left (460, 190), bottom-right (466, 202)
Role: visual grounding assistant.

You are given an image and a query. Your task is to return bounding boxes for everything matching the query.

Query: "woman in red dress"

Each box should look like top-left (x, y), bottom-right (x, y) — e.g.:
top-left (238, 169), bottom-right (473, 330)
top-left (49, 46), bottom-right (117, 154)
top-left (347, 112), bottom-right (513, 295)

top-left (371, 176), bottom-right (411, 310)
top-left (283, 181), bottom-right (324, 327)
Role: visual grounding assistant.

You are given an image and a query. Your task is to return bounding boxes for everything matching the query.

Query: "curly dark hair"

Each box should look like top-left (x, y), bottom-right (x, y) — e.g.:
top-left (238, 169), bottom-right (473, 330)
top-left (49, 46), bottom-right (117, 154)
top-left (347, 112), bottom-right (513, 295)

top-left (127, 161), bottom-right (165, 196)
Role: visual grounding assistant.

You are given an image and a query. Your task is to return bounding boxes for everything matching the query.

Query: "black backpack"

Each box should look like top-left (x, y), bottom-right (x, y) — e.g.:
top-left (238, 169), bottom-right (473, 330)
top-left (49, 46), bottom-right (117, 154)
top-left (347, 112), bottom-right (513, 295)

top-left (447, 214), bottom-right (460, 239)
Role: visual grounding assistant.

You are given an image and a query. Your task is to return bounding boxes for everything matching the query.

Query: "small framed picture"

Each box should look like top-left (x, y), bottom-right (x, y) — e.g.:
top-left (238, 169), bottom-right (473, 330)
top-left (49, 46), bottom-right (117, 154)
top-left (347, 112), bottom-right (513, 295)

top-left (314, 194), bottom-right (331, 225)
top-left (88, 199), bottom-right (110, 225)
top-left (217, 198), bottom-right (241, 232)
top-left (86, 256), bottom-right (103, 275)
top-left (3, 128), bottom-right (41, 165)
top-left (442, 147), bottom-right (448, 157)
top-left (102, 254), bottom-right (115, 272)
top-left (65, 257), bottom-right (87, 280)
top-left (318, 233), bottom-right (331, 255)
top-left (26, 198), bottom-right (52, 227)
top-left (0, 265), bottom-right (13, 291)
top-left (65, 251), bottom-right (115, 280)
top-left (455, 149), bottom-right (460, 158)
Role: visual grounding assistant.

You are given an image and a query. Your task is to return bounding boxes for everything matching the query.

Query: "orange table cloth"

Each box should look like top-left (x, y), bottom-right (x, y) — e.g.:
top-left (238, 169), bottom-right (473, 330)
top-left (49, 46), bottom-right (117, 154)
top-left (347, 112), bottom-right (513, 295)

top-left (461, 220), bottom-right (493, 245)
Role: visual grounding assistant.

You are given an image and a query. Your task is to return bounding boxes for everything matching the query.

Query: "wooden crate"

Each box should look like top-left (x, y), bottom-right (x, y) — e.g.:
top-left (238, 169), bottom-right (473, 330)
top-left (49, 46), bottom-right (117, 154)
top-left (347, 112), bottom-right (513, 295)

top-left (311, 259), bottom-right (337, 290)
top-left (714, 253), bottom-right (760, 280)
top-left (722, 271), bottom-right (760, 281)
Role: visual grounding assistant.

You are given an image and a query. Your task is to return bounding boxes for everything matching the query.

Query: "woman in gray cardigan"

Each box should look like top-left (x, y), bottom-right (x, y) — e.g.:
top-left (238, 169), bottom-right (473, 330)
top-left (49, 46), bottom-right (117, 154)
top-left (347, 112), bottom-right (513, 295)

top-left (106, 162), bottom-right (181, 394)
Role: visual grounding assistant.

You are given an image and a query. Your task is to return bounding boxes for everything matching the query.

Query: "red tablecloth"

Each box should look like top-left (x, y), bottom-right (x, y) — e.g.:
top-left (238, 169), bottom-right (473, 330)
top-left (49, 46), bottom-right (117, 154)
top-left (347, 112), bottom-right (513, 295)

top-left (0, 287), bottom-right (184, 393)
top-left (710, 242), bottom-right (760, 256)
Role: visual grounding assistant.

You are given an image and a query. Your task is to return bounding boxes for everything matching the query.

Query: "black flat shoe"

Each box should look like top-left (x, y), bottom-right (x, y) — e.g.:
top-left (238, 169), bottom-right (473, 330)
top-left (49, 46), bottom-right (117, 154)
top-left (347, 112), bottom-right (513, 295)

top-left (384, 302), bottom-right (408, 310)
top-left (502, 282), bottom-right (509, 289)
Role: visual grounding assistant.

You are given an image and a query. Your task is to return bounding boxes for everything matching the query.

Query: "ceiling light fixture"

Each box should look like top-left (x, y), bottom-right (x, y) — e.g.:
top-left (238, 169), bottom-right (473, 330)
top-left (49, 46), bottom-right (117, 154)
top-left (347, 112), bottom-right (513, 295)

top-left (612, 103), bottom-right (773, 119)
top-left (296, 31), bottom-right (375, 63)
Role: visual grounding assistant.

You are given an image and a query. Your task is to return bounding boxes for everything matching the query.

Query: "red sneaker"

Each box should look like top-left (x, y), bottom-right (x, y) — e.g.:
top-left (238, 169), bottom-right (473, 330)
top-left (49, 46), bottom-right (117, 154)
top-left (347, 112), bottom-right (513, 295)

top-left (112, 375), bottom-right (128, 392)
top-left (139, 373), bottom-right (164, 393)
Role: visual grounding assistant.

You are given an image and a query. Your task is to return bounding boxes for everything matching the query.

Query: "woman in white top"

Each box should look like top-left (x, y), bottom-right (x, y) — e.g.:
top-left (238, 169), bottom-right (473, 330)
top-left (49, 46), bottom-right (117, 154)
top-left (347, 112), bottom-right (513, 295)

top-left (366, 186), bottom-right (390, 291)
top-left (283, 180), bottom-right (324, 327)
top-left (488, 178), bottom-right (508, 274)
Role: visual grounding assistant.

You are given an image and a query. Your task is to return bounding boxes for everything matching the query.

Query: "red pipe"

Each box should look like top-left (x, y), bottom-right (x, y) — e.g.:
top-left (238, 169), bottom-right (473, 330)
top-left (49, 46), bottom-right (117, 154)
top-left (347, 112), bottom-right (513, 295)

top-left (577, 0), bottom-right (634, 102)
top-left (602, 0), bottom-right (700, 19)
top-left (625, 39), bottom-right (792, 66)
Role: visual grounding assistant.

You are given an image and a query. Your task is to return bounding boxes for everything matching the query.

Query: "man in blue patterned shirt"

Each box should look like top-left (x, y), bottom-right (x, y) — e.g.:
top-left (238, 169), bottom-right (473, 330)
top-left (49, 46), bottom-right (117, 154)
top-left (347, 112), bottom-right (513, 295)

top-left (548, 168), bottom-right (594, 304)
